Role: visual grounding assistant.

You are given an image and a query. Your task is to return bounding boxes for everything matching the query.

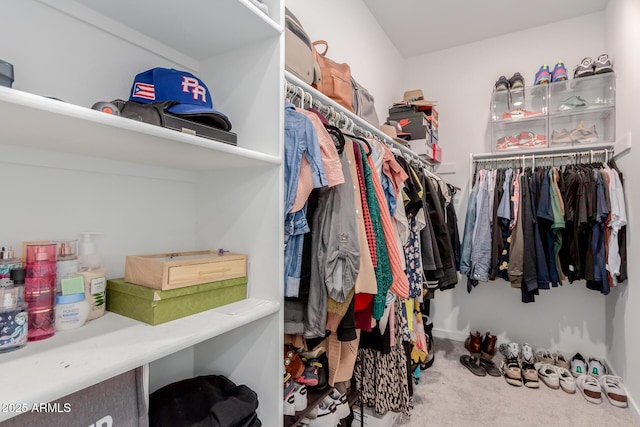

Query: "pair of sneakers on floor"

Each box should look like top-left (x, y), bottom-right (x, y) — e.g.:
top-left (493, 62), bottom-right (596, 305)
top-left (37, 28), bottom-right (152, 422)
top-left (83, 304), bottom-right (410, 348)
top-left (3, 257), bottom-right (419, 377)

top-left (571, 352), bottom-right (628, 408)
top-left (534, 349), bottom-right (576, 394)
top-left (499, 342), bottom-right (540, 388)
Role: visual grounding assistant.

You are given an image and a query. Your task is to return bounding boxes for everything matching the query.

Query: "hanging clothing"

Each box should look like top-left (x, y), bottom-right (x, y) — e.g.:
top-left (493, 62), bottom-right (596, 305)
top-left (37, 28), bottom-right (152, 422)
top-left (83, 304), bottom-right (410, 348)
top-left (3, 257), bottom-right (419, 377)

top-left (355, 299), bottom-right (411, 416)
top-left (358, 142), bottom-right (393, 321)
top-left (365, 146), bottom-right (410, 304)
top-left (284, 102), bottom-right (328, 299)
top-left (305, 151), bottom-right (360, 339)
top-left (290, 108), bottom-right (344, 213)
top-left (463, 156), bottom-right (627, 302)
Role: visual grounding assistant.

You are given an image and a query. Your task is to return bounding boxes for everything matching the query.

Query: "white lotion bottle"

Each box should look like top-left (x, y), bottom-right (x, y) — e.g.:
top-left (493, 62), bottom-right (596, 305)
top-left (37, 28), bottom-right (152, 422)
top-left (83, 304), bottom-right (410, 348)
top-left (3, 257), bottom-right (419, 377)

top-left (78, 232), bottom-right (107, 320)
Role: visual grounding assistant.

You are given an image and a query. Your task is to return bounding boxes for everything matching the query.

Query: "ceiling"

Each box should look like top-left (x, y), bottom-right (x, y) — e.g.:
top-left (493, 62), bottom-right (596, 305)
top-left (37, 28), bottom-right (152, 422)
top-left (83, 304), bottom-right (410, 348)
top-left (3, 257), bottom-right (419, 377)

top-left (363, 0), bottom-right (610, 58)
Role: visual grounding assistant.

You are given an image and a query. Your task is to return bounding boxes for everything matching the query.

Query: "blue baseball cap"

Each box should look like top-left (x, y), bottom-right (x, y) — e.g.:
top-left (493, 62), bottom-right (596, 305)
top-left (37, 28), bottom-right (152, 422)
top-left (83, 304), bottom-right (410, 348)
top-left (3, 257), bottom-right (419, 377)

top-left (129, 67), bottom-right (232, 131)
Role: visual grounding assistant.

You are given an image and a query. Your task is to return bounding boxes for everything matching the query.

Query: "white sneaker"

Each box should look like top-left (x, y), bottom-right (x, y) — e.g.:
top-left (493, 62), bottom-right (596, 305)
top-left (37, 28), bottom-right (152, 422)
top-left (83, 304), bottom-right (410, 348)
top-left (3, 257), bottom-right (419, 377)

top-left (588, 357), bottom-right (607, 378)
top-left (307, 401), bottom-right (339, 427)
top-left (325, 388), bottom-right (350, 420)
top-left (571, 352), bottom-right (588, 377)
top-left (294, 383), bottom-right (308, 412)
top-left (535, 362), bottom-right (559, 390)
top-left (557, 367), bottom-right (576, 394)
top-left (577, 374), bottom-right (602, 404)
top-left (599, 375), bottom-right (628, 408)
top-left (284, 393), bottom-right (296, 416)
top-left (553, 351), bottom-right (570, 370)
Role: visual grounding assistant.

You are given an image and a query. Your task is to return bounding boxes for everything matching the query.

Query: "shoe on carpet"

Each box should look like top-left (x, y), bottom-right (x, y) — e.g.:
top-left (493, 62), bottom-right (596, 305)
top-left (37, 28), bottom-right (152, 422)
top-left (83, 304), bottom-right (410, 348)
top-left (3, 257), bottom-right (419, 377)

top-left (571, 352), bottom-right (588, 377)
top-left (588, 357), bottom-right (608, 378)
top-left (599, 375), bottom-right (628, 408)
top-left (499, 342), bottom-right (519, 358)
top-left (574, 57), bottom-right (595, 78)
top-left (499, 342), bottom-right (522, 386)
top-left (460, 354), bottom-right (487, 377)
top-left (519, 343), bottom-right (539, 388)
top-left (551, 61), bottom-right (568, 82)
top-left (499, 357), bottom-right (522, 387)
top-left (536, 349), bottom-right (554, 365)
top-left (509, 72), bottom-right (525, 89)
top-left (594, 54), bottom-right (613, 74)
top-left (534, 64), bottom-right (551, 85)
top-left (535, 362), bottom-right (560, 390)
top-left (557, 367), bottom-right (576, 394)
top-left (577, 374), bottom-right (603, 404)
top-left (481, 332), bottom-right (497, 359)
top-left (465, 331), bottom-right (483, 354)
top-left (553, 351), bottom-right (570, 370)
top-left (495, 75), bottom-right (510, 92)
top-left (479, 358), bottom-right (502, 377)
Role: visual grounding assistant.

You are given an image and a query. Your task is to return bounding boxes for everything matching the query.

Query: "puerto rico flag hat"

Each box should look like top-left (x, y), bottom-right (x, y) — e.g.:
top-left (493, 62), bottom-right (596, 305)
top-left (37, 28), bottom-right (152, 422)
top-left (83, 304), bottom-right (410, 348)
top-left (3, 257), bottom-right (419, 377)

top-left (129, 67), bottom-right (232, 131)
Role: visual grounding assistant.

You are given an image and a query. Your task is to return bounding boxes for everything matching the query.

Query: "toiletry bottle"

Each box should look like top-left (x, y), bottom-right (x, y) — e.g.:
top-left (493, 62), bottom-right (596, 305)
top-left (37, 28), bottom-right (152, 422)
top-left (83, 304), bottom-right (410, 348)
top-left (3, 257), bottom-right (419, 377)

top-left (54, 239), bottom-right (79, 293)
top-left (25, 243), bottom-right (57, 341)
top-left (78, 232), bottom-right (107, 320)
top-left (0, 278), bottom-right (28, 352)
top-left (0, 246), bottom-right (22, 280)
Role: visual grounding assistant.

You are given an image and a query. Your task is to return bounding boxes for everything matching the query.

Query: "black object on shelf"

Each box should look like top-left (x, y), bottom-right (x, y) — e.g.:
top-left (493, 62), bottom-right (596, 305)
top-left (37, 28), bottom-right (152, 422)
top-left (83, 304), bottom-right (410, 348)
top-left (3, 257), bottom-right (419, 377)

top-left (0, 59), bottom-right (14, 88)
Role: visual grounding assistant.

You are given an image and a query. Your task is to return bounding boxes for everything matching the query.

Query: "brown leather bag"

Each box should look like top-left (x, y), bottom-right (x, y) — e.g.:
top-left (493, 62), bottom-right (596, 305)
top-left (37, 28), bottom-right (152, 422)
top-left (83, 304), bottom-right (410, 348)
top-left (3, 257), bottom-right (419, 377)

top-left (312, 40), bottom-right (354, 112)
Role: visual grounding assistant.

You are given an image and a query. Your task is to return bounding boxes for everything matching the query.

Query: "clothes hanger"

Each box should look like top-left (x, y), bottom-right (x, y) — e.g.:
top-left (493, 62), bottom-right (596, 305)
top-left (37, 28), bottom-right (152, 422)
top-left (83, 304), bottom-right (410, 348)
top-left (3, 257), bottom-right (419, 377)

top-left (347, 134), bottom-right (373, 157)
top-left (324, 124), bottom-right (346, 154)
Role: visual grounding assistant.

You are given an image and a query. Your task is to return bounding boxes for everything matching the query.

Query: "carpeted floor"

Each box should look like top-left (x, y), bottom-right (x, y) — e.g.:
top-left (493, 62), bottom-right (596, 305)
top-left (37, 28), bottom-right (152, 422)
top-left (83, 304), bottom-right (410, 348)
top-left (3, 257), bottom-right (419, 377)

top-left (396, 337), bottom-right (639, 427)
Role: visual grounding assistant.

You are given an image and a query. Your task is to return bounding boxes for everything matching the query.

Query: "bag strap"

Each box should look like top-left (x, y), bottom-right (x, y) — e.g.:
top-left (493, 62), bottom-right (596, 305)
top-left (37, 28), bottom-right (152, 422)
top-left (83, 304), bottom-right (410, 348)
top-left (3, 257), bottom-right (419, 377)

top-left (312, 40), bottom-right (329, 57)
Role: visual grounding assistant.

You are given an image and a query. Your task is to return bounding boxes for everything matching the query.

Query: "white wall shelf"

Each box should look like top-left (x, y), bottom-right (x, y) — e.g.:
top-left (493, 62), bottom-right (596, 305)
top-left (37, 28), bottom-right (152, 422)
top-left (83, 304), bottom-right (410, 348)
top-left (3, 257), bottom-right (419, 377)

top-left (0, 298), bottom-right (280, 422)
top-left (0, 86), bottom-right (280, 171)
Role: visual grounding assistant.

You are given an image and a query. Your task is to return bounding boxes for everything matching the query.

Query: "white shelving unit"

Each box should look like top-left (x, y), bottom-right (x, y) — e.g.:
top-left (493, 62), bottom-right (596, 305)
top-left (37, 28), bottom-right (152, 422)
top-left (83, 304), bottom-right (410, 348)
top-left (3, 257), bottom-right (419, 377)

top-left (490, 73), bottom-right (615, 152)
top-left (0, 0), bottom-right (284, 424)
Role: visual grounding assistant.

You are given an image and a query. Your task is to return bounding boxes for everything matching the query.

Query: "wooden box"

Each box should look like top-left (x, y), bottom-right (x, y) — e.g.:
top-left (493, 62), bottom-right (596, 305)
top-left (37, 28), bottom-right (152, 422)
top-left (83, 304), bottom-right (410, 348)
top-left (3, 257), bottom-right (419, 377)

top-left (124, 250), bottom-right (247, 290)
top-left (106, 276), bottom-right (248, 325)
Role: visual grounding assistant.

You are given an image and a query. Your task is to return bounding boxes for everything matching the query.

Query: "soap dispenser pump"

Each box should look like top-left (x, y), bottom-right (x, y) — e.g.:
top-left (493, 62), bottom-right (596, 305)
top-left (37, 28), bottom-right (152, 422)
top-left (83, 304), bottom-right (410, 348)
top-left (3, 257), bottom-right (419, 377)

top-left (78, 232), bottom-right (107, 320)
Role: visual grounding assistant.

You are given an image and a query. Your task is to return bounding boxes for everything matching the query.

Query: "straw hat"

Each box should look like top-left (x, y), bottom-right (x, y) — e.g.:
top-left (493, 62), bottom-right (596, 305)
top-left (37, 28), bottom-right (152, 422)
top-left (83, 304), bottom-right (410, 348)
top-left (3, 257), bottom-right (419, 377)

top-left (394, 89), bottom-right (437, 107)
top-left (380, 120), bottom-right (411, 146)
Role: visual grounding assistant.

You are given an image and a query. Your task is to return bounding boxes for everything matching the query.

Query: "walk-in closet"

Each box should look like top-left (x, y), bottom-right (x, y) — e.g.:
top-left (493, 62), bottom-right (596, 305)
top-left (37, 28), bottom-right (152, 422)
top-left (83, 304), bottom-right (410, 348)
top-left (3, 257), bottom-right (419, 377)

top-left (0, 0), bottom-right (638, 426)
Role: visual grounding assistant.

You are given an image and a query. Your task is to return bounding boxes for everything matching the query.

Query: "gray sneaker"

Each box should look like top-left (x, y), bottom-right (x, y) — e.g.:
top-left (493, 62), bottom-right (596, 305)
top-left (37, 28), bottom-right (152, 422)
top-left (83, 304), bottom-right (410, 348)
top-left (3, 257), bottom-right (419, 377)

top-left (594, 54), bottom-right (613, 74)
top-left (574, 57), bottom-right (595, 78)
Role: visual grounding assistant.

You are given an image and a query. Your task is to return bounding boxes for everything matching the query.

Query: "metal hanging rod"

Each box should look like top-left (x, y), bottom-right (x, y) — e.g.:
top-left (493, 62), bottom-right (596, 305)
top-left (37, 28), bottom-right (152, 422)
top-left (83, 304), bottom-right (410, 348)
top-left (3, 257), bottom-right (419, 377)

top-left (285, 71), bottom-right (432, 170)
top-left (472, 147), bottom-right (614, 166)
top-left (468, 147), bottom-right (615, 189)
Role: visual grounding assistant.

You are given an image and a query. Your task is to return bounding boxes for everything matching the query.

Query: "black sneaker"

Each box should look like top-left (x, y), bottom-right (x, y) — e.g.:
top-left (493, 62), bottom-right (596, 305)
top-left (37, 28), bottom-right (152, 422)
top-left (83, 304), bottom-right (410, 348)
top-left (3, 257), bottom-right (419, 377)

top-left (574, 57), bottom-right (595, 78)
top-left (594, 54), bottom-right (613, 74)
top-left (509, 72), bottom-right (525, 89)
top-left (494, 75), bottom-right (509, 92)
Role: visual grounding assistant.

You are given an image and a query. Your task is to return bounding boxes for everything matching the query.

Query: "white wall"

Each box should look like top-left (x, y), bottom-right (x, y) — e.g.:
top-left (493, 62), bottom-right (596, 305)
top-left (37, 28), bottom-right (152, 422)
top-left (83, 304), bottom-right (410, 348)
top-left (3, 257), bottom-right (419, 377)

top-left (604, 0), bottom-right (640, 417)
top-left (285, 0), bottom-right (405, 126)
top-left (401, 12), bottom-right (612, 358)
